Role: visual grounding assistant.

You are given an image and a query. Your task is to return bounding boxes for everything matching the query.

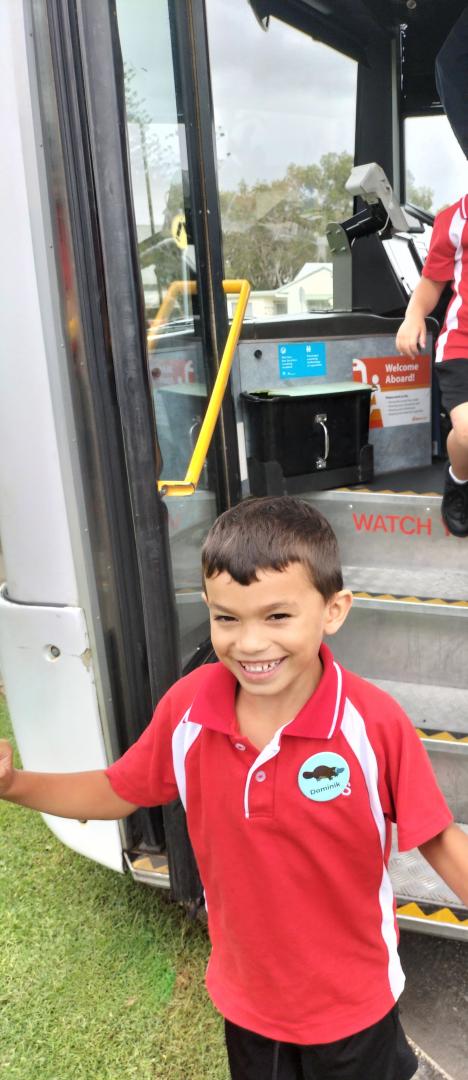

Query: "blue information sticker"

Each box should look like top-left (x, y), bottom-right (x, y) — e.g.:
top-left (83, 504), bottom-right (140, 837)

top-left (278, 341), bottom-right (326, 380)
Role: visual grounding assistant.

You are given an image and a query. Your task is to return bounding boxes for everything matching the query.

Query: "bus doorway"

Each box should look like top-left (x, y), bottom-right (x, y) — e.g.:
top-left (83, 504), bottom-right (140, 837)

top-left (200, 0), bottom-right (468, 938)
top-left (1, 0), bottom-right (468, 937)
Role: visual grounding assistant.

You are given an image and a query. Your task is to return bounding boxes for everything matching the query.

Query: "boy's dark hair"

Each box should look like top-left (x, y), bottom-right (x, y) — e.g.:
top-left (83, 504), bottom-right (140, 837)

top-left (202, 495), bottom-right (343, 600)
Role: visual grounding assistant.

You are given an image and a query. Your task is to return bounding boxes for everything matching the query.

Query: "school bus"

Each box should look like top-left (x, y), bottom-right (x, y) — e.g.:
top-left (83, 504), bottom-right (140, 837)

top-left (1, 0), bottom-right (467, 937)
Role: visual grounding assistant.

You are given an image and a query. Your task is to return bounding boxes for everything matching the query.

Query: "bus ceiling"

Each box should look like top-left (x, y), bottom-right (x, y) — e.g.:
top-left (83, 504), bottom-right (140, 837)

top-left (248, 0), bottom-right (468, 114)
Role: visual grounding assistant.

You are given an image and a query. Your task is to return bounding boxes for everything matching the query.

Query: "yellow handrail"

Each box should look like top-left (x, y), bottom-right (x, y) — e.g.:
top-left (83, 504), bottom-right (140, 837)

top-left (152, 279), bottom-right (251, 497)
top-left (147, 280), bottom-right (198, 346)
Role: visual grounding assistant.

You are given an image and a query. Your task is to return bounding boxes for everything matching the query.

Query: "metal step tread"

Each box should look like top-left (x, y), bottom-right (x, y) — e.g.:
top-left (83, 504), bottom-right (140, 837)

top-left (304, 486), bottom-right (468, 600)
top-left (333, 605), bottom-right (468, 729)
top-left (345, 566), bottom-right (468, 602)
top-left (124, 850), bottom-right (170, 889)
top-left (391, 825), bottom-right (468, 915)
top-left (370, 679), bottom-right (468, 735)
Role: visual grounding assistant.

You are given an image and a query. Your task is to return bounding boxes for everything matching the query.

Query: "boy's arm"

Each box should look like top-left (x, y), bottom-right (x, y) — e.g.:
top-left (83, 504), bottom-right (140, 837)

top-left (0, 739), bottom-right (138, 820)
top-left (419, 823), bottom-right (468, 908)
top-left (396, 277), bottom-right (446, 359)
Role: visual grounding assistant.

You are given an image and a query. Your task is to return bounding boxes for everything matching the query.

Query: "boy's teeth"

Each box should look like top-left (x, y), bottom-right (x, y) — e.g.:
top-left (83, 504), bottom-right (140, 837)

top-left (241, 660), bottom-right (281, 672)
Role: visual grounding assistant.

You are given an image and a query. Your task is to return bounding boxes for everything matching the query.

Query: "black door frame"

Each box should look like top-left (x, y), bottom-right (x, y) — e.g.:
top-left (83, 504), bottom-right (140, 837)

top-left (41, 0), bottom-right (240, 901)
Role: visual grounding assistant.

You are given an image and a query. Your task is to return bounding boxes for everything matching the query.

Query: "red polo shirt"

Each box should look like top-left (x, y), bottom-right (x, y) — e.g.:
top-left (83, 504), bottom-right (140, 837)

top-left (422, 194), bottom-right (468, 361)
top-left (105, 644), bottom-right (452, 1044)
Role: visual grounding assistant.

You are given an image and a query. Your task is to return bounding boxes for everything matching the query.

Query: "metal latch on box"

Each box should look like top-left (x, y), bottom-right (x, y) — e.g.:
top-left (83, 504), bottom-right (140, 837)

top-left (315, 413), bottom-right (329, 469)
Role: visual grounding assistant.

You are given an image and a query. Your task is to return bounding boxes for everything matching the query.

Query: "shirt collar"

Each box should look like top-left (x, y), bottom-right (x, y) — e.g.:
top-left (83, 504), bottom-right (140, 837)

top-left (461, 195), bottom-right (468, 219)
top-left (189, 642), bottom-right (345, 742)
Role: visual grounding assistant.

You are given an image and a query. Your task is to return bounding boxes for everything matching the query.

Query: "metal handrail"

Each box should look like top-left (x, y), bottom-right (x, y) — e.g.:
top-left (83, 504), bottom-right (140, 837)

top-left (150, 279), bottom-right (251, 497)
top-left (147, 279), bottom-right (198, 346)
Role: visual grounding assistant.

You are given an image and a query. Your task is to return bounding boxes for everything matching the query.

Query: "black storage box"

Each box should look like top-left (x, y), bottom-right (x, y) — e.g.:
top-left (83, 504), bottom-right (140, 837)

top-left (241, 382), bottom-right (373, 494)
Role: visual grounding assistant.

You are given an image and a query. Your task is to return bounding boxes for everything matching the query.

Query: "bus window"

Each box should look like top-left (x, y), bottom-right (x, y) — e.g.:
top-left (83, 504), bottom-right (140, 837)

top-left (405, 115), bottom-right (468, 214)
top-left (206, 1), bottom-right (357, 319)
top-left (116, 0), bottom-right (217, 663)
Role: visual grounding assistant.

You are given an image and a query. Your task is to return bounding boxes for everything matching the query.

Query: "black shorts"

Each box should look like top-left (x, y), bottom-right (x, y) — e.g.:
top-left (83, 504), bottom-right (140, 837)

top-left (436, 357), bottom-right (468, 414)
top-left (224, 1006), bottom-right (418, 1080)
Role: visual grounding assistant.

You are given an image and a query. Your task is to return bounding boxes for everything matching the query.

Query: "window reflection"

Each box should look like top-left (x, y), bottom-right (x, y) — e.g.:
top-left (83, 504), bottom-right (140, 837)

top-left (116, 0), bottom-right (207, 476)
top-left (207, 2), bottom-right (357, 318)
top-left (116, 0), bottom-right (216, 663)
top-left (117, 11), bottom-right (195, 327)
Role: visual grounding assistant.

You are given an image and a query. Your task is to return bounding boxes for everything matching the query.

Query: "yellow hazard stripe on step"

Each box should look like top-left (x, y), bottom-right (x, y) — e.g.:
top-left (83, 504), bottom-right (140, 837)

top-left (397, 902), bottom-right (468, 926)
top-left (416, 729), bottom-right (468, 743)
top-left (338, 487), bottom-right (441, 497)
top-left (352, 592), bottom-right (468, 607)
top-left (132, 855), bottom-right (170, 875)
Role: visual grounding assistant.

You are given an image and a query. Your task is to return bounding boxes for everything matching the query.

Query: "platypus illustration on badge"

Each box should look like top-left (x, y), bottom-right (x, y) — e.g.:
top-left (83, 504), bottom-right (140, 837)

top-left (303, 765), bottom-right (345, 782)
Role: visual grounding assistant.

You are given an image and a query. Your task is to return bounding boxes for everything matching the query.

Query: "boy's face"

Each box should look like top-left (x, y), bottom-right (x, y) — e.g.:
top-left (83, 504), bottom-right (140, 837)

top-left (204, 562), bottom-right (351, 703)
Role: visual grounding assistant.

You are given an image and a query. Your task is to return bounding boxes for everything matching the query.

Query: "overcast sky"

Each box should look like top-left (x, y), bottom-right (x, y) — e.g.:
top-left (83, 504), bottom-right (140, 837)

top-left (405, 116), bottom-right (468, 211)
top-left (116, 0), bottom-right (468, 226)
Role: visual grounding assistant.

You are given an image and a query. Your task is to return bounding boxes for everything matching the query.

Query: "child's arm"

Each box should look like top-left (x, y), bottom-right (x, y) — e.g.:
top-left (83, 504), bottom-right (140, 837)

top-left (396, 277), bottom-right (446, 359)
top-left (0, 739), bottom-right (137, 820)
top-left (419, 823), bottom-right (468, 908)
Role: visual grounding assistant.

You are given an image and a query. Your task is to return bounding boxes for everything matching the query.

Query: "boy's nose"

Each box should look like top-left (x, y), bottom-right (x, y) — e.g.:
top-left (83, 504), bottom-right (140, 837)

top-left (236, 623), bottom-right (269, 655)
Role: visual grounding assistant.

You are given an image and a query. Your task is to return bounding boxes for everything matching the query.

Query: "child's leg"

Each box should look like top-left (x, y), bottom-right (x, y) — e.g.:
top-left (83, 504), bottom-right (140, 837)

top-left (441, 403), bottom-right (468, 536)
top-left (447, 402), bottom-right (468, 480)
top-left (224, 1019), bottom-right (302, 1080)
top-left (436, 361), bottom-right (468, 536)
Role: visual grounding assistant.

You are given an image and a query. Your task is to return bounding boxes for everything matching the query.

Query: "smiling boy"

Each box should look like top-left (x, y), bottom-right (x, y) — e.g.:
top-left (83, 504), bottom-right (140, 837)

top-left (206, 560), bottom-right (346, 752)
top-left (1, 496), bottom-right (468, 1080)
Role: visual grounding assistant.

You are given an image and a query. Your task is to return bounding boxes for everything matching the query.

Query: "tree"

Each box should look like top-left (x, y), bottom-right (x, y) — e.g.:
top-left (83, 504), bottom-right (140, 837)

top-left (220, 152), bottom-right (355, 289)
top-left (219, 156), bottom-right (436, 290)
top-left (124, 64), bottom-right (186, 304)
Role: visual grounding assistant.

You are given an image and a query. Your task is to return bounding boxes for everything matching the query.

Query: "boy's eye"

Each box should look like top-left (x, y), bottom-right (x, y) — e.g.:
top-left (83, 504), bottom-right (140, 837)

top-left (268, 612), bottom-right (290, 621)
top-left (213, 614), bottom-right (237, 623)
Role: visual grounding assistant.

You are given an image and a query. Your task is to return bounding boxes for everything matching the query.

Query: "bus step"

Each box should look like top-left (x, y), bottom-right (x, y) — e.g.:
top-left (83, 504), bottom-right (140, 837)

top-left (304, 489), bottom-right (468, 601)
top-left (412, 736), bottom-right (468, 824)
top-left (332, 595), bottom-right (468, 819)
top-left (396, 903), bottom-right (468, 941)
top-left (332, 594), bottom-right (468, 700)
top-left (369, 679), bottom-right (468, 732)
top-left (124, 850), bottom-right (170, 889)
top-left (391, 825), bottom-right (468, 941)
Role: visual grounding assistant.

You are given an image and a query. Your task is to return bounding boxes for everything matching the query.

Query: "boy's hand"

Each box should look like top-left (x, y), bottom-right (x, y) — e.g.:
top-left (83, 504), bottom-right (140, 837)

top-left (0, 740), bottom-right (14, 797)
top-left (396, 316), bottom-right (426, 359)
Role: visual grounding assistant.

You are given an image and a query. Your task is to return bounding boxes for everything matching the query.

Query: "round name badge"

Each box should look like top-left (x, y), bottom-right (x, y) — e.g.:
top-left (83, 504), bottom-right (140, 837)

top-left (298, 752), bottom-right (350, 802)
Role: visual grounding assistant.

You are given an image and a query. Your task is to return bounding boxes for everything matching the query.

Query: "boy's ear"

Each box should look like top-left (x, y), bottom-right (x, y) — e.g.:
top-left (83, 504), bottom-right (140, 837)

top-left (323, 590), bottom-right (353, 637)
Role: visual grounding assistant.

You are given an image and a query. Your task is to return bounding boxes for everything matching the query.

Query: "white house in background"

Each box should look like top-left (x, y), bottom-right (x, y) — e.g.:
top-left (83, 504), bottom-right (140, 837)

top-left (226, 262), bottom-right (333, 319)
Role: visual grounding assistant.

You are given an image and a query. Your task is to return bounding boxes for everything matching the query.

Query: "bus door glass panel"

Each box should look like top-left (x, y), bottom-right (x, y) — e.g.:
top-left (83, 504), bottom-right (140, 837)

top-left (405, 116), bottom-right (468, 216)
top-left (116, 0), bottom-right (216, 664)
top-left (206, 1), bottom-right (357, 320)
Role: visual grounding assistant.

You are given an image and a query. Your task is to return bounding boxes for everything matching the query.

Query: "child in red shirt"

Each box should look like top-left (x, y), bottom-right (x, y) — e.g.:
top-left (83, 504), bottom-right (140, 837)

top-left (1, 496), bottom-right (468, 1080)
top-left (397, 195), bottom-right (468, 536)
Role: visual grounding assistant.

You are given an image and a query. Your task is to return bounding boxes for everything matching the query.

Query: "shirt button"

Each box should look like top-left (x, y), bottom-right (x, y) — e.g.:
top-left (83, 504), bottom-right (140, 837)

top-left (234, 742), bottom-right (246, 751)
top-left (255, 770), bottom-right (266, 782)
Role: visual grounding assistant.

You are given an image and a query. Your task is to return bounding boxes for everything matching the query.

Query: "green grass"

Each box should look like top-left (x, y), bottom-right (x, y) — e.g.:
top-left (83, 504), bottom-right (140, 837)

top-left (0, 695), bottom-right (228, 1080)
